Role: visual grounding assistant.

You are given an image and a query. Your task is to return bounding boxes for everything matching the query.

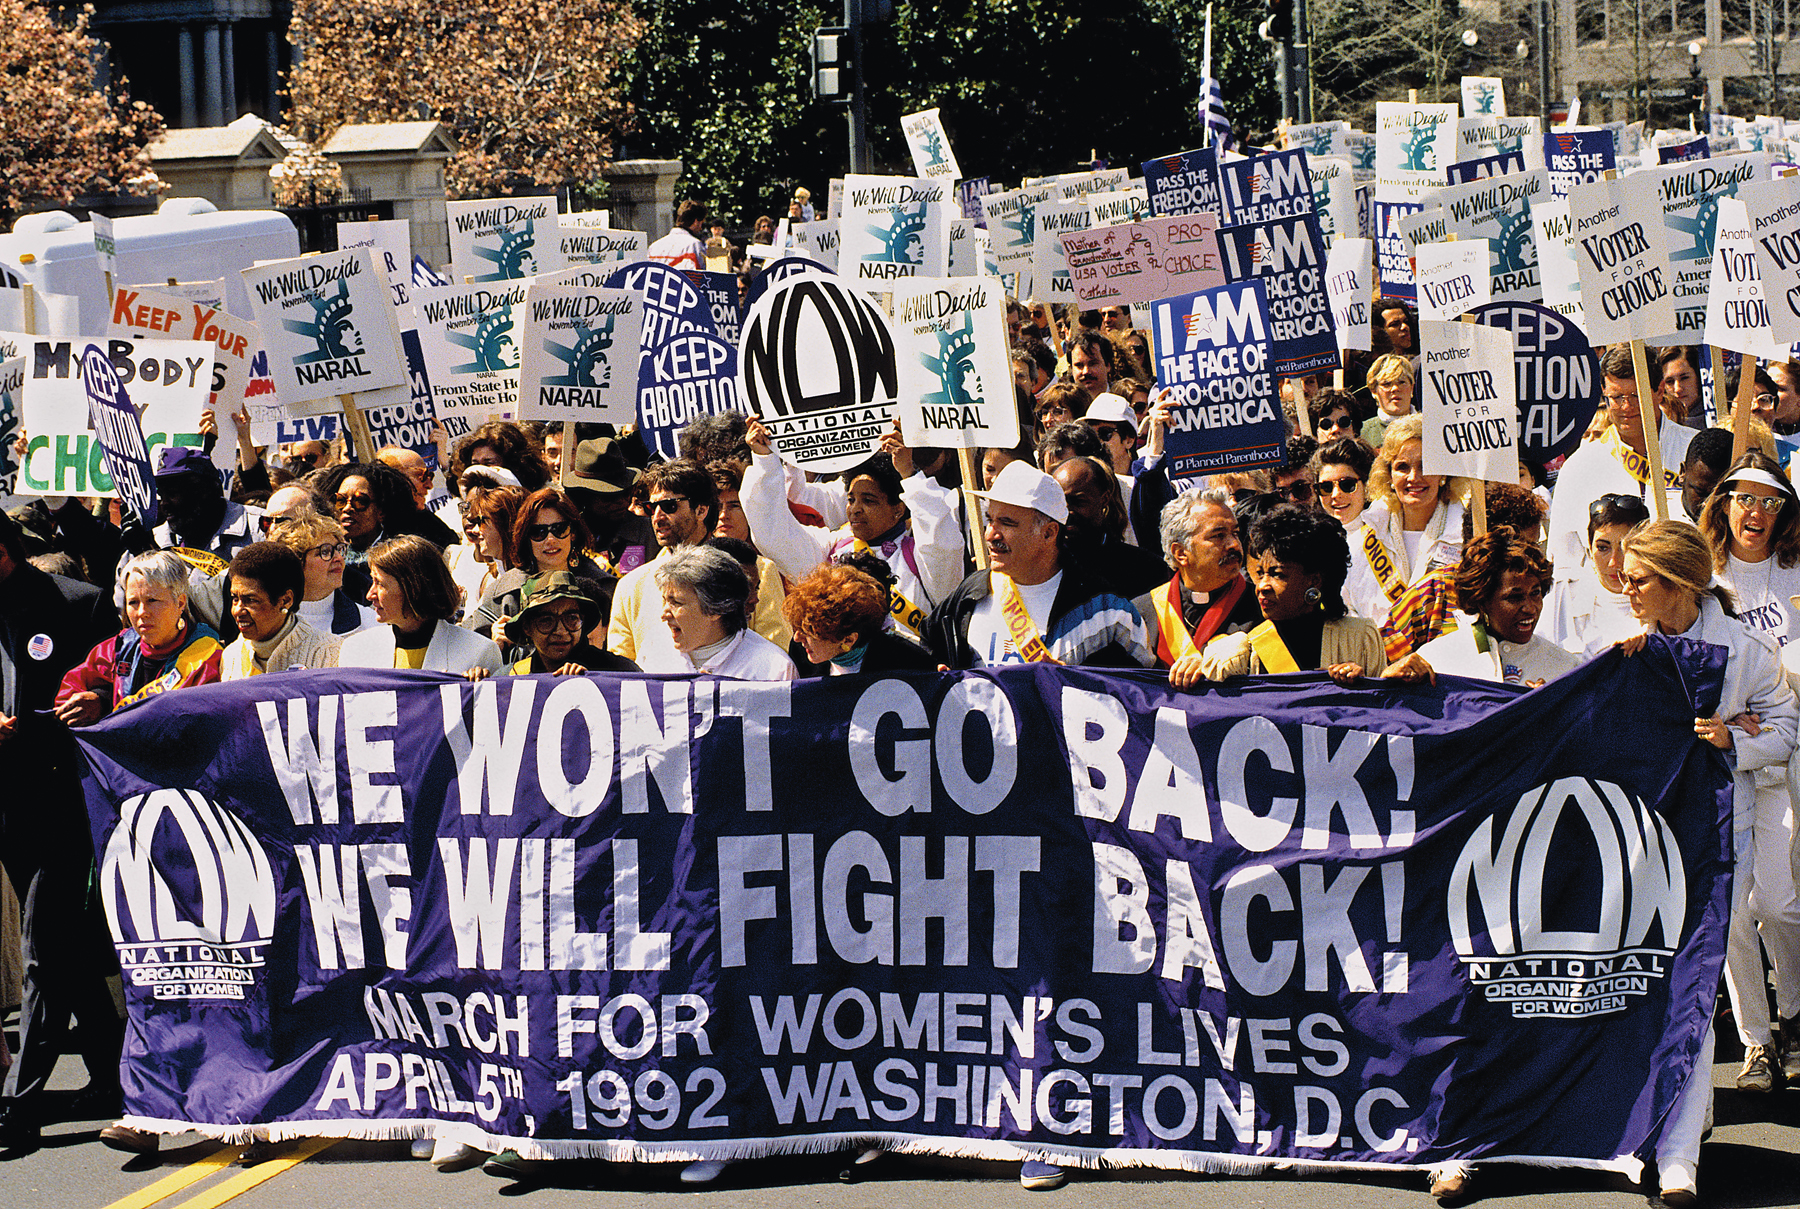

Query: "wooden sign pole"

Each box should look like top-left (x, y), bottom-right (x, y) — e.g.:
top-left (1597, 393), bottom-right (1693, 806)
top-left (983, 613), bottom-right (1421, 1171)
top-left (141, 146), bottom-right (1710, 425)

top-left (339, 393), bottom-right (375, 462)
top-left (20, 284), bottom-right (35, 338)
top-left (957, 448), bottom-right (989, 570)
top-left (559, 421), bottom-right (576, 484)
top-left (1628, 339), bottom-right (1670, 521)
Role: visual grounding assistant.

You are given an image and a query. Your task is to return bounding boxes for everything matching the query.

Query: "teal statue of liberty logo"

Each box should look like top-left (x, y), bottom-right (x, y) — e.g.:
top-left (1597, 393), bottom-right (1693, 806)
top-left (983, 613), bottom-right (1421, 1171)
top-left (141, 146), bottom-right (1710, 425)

top-left (910, 118), bottom-right (949, 168)
top-left (1493, 209), bottom-right (1536, 274)
top-left (473, 219), bottom-right (540, 280)
top-left (542, 314), bottom-right (619, 388)
top-left (1470, 82), bottom-right (1500, 115)
top-left (286, 278), bottom-right (362, 363)
top-left (919, 312), bottom-right (981, 410)
top-left (1402, 123), bottom-right (1438, 171)
top-left (449, 301), bottom-right (519, 373)
top-left (867, 205), bottom-right (928, 263)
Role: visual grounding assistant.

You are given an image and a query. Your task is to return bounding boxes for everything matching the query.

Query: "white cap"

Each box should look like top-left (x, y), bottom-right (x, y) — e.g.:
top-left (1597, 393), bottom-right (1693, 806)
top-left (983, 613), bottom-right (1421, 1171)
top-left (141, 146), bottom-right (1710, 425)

top-left (1085, 392), bottom-right (1137, 430)
top-left (974, 460), bottom-right (1069, 525)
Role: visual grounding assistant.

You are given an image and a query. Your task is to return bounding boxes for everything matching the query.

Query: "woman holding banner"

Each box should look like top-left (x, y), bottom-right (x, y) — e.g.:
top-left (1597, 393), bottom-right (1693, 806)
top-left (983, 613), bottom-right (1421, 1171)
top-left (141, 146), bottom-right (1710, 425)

top-left (1179, 504), bottom-right (1385, 686)
top-left (1541, 494), bottom-right (1651, 657)
top-left (1620, 520), bottom-right (1798, 1204)
top-left (1343, 416), bottom-right (1469, 626)
top-left (53, 551), bottom-right (223, 726)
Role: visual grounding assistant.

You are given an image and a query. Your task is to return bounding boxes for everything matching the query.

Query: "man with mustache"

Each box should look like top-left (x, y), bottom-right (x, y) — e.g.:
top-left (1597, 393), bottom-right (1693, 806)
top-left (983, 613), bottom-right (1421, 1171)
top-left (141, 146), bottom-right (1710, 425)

top-left (1133, 486), bottom-right (1263, 672)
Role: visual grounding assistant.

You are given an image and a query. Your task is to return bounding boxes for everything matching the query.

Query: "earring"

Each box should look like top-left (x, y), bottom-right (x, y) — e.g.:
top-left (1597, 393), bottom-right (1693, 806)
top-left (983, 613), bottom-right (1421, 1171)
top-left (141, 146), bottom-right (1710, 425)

top-left (1305, 586), bottom-right (1322, 605)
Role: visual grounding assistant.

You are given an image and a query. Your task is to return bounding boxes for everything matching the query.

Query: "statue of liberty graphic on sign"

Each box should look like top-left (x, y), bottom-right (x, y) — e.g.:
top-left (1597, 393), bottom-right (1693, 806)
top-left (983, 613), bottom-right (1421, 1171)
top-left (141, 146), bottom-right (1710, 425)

top-left (448, 301), bottom-right (520, 374)
top-left (1402, 123), bottom-right (1439, 171)
top-left (865, 204), bottom-right (929, 264)
top-left (541, 313), bottom-right (620, 389)
top-left (1469, 81), bottom-right (1500, 115)
top-left (1669, 190), bottom-right (1722, 264)
top-left (1492, 207), bottom-right (1537, 275)
top-left (286, 278), bottom-right (363, 364)
top-left (908, 118), bottom-right (950, 169)
top-left (471, 219), bottom-right (540, 281)
top-left (919, 311), bottom-right (982, 412)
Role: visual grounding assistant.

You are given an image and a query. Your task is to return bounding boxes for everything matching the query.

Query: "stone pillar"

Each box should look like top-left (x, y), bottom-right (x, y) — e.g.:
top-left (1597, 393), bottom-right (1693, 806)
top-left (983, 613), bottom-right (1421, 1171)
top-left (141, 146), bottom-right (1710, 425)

top-left (599, 159), bottom-right (685, 238)
top-left (201, 23), bottom-right (224, 127)
top-left (178, 25), bottom-right (197, 128)
top-left (265, 27), bottom-right (281, 120)
top-left (221, 22), bottom-right (237, 122)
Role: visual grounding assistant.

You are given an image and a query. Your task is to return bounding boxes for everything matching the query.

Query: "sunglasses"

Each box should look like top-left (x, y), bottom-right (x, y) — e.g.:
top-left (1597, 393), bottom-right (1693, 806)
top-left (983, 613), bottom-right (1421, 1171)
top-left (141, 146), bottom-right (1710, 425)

top-left (1278, 481), bottom-right (1316, 503)
top-left (309, 542), bottom-right (350, 560)
top-left (527, 519), bottom-right (573, 541)
top-left (1318, 476), bottom-right (1362, 495)
top-left (1728, 490), bottom-right (1788, 515)
top-left (289, 452), bottom-right (318, 466)
top-left (334, 494), bottom-right (374, 512)
top-left (1091, 425), bottom-right (1129, 443)
top-left (1588, 493), bottom-right (1651, 521)
top-left (526, 609), bottom-right (586, 634)
top-left (647, 496), bottom-right (689, 515)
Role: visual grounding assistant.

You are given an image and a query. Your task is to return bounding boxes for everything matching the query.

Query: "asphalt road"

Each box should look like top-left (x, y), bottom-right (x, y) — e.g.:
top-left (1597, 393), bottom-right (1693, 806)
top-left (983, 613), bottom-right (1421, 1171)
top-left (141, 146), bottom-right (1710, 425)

top-left (10, 1052), bottom-right (1800, 1209)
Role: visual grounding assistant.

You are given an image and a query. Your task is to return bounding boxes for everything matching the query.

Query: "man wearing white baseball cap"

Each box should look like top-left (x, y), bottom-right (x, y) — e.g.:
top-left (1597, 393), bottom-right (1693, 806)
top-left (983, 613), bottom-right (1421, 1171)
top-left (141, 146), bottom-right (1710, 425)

top-left (924, 460), bottom-right (1152, 675)
top-left (1082, 391), bottom-right (1139, 482)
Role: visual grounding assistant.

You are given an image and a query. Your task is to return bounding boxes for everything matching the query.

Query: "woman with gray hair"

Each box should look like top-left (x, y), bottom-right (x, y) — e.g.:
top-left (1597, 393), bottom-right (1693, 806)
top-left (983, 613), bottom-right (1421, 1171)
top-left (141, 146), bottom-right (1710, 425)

top-left (641, 545), bottom-right (795, 679)
top-left (53, 550), bottom-right (223, 725)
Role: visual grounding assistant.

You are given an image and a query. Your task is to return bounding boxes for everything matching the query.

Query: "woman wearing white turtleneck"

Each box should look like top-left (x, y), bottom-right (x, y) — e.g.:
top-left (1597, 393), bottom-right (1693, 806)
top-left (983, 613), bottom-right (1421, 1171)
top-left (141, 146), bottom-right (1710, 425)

top-left (219, 543), bottom-right (341, 679)
top-left (268, 510), bottom-right (377, 635)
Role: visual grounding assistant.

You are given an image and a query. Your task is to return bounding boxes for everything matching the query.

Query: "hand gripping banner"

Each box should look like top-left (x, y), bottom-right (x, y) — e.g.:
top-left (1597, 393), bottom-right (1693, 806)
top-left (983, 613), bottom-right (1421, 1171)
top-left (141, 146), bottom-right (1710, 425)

top-left (74, 645), bottom-right (1729, 1176)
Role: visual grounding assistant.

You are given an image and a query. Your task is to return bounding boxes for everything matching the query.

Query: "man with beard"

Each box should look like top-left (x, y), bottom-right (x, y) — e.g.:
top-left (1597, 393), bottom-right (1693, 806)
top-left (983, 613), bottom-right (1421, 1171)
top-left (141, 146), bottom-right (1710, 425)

top-left (1052, 456), bottom-right (1166, 597)
top-left (605, 459), bottom-right (718, 664)
top-left (926, 461), bottom-right (1152, 674)
top-left (1133, 487), bottom-right (1262, 670)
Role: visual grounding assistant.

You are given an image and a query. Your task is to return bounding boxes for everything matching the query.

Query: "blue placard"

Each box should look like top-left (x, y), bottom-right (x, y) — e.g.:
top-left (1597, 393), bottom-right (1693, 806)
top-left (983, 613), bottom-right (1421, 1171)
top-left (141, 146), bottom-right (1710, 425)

top-left (955, 177), bottom-right (993, 227)
top-left (700, 272), bottom-right (743, 345)
top-left (1373, 200), bottom-right (1424, 301)
top-left (638, 329), bottom-right (742, 460)
top-left (1660, 137), bottom-right (1711, 164)
top-left (1446, 150), bottom-right (1528, 184)
top-left (1217, 149), bottom-right (1315, 226)
top-left (1544, 130), bottom-right (1616, 197)
top-left (1213, 214), bottom-right (1340, 378)
top-left (80, 342), bottom-right (158, 526)
top-left (1151, 279), bottom-right (1284, 479)
top-left (1141, 147), bottom-right (1221, 218)
top-left (1471, 301), bottom-right (1600, 463)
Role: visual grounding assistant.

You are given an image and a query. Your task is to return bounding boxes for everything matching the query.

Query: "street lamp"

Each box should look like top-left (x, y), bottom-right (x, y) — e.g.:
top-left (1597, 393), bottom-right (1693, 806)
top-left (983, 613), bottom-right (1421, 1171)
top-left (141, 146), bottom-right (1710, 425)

top-left (1689, 40), bottom-right (1705, 132)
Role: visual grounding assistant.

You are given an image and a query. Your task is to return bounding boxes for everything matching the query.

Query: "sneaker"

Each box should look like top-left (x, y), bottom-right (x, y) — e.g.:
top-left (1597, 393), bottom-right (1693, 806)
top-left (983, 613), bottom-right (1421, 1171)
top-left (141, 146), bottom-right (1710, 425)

top-left (1020, 1160), bottom-right (1066, 1190)
top-left (410, 1137), bottom-right (435, 1161)
top-left (482, 1150), bottom-right (539, 1180)
top-left (97, 1123), bottom-right (157, 1154)
top-left (1783, 1017), bottom-right (1800, 1082)
top-left (431, 1140), bottom-right (486, 1172)
top-left (680, 1159), bottom-right (732, 1184)
top-left (236, 1142), bottom-right (277, 1166)
top-left (1739, 1043), bottom-right (1777, 1092)
top-left (1430, 1170), bottom-right (1472, 1204)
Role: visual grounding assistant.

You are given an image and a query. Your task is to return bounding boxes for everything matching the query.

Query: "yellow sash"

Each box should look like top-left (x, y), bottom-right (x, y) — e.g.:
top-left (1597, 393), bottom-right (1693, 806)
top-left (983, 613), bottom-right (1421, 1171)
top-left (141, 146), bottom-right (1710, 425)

top-left (1152, 575), bottom-right (1248, 666)
top-left (1603, 426), bottom-right (1678, 488)
top-left (1362, 524), bottom-right (1406, 605)
top-left (1247, 621), bottom-right (1301, 674)
top-left (992, 572), bottom-right (1060, 664)
top-left (852, 536), bottom-right (928, 635)
top-left (116, 636), bottom-right (221, 711)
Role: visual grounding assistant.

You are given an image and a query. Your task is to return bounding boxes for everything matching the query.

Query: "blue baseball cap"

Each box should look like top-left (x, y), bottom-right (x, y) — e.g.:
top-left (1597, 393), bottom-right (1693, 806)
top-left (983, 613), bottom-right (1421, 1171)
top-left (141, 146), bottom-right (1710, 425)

top-left (154, 446), bottom-right (214, 478)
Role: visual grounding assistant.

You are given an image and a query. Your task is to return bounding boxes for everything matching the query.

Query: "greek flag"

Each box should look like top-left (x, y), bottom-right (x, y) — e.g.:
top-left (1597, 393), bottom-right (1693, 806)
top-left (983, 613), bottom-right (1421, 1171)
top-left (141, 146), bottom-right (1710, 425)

top-left (1201, 77), bottom-right (1236, 151)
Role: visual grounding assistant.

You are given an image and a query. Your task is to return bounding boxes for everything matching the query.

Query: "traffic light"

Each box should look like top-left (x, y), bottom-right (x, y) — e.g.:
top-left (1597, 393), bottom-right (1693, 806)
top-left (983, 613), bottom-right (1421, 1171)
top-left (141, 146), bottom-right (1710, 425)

top-left (812, 27), bottom-right (853, 103)
top-left (1260, 0), bottom-right (1293, 44)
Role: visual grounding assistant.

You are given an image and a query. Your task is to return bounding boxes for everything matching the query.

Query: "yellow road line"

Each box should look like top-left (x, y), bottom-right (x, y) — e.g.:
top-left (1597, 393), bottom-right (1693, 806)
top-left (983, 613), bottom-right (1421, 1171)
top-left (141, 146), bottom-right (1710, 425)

top-left (104, 1146), bottom-right (245, 1209)
top-left (163, 1138), bottom-right (339, 1209)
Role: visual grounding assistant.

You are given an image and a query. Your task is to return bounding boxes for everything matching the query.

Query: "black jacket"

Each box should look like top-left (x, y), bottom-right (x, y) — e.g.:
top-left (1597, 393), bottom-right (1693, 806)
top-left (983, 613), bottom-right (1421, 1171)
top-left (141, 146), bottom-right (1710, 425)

top-left (924, 563), bottom-right (1149, 670)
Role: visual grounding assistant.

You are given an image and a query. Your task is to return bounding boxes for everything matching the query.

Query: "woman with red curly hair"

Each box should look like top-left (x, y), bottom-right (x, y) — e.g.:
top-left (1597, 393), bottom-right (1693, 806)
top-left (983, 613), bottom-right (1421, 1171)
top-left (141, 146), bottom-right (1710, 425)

top-left (782, 563), bottom-right (937, 675)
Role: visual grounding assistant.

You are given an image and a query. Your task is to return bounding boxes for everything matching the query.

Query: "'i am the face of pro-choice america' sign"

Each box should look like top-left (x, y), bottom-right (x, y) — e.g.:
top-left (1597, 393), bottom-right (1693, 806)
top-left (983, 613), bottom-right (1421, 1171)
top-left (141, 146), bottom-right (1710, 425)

top-left (1151, 279), bottom-right (1283, 482)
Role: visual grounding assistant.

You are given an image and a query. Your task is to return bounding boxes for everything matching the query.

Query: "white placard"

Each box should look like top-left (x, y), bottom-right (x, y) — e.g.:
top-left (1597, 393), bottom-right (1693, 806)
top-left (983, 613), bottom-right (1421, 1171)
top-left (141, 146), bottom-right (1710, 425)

top-left (1325, 238), bottom-right (1373, 353)
top-left (1739, 177), bottom-right (1800, 346)
top-left (1420, 320), bottom-right (1517, 481)
top-left (241, 247), bottom-right (407, 402)
top-left (1704, 197), bottom-right (1787, 359)
top-left (1461, 77), bottom-right (1507, 118)
top-left (837, 175), bottom-right (951, 283)
top-left (1424, 170), bottom-right (1549, 304)
top-left (901, 108), bottom-right (961, 180)
top-left (894, 277), bottom-right (1019, 450)
top-left (981, 184), bottom-right (1054, 298)
top-left (1567, 177), bottom-right (1678, 342)
top-left (337, 218), bottom-right (414, 308)
top-left (130, 279), bottom-right (226, 311)
top-left (789, 218), bottom-right (839, 271)
top-left (413, 280), bottom-right (529, 421)
top-left (1376, 102), bottom-right (1459, 202)
top-left (1643, 155), bottom-right (1772, 341)
top-left (557, 226), bottom-right (646, 266)
top-left (446, 197), bottom-right (564, 281)
top-left (1530, 198), bottom-right (1586, 330)
top-left (1456, 116), bottom-right (1542, 163)
top-left (1087, 188), bottom-right (1149, 227)
top-left (17, 337), bottom-right (211, 497)
top-left (561, 209), bottom-right (612, 229)
top-left (517, 284), bottom-right (643, 423)
top-left (108, 285), bottom-right (262, 474)
top-left (1032, 197), bottom-right (1090, 304)
top-left (1414, 242), bottom-right (1491, 321)
top-left (1309, 156), bottom-right (1359, 243)
top-left (92, 213), bottom-right (117, 279)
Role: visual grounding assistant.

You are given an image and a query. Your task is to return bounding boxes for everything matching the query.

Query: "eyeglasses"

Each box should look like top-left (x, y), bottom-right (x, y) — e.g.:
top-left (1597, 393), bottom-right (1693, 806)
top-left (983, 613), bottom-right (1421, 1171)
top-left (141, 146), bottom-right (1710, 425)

top-left (289, 452), bottom-right (318, 467)
top-left (1728, 490), bottom-right (1788, 515)
top-left (1318, 476), bottom-right (1362, 495)
top-left (1322, 414), bottom-right (1356, 430)
top-left (527, 519), bottom-right (573, 541)
top-left (334, 493), bottom-right (374, 512)
top-left (309, 542), bottom-right (349, 560)
top-left (1589, 493), bottom-right (1650, 520)
top-left (1601, 393), bottom-right (1639, 407)
top-left (526, 609), bottom-right (586, 634)
top-left (1756, 392), bottom-right (1779, 408)
top-left (647, 496), bottom-right (689, 515)
top-left (1278, 481), bottom-right (1316, 503)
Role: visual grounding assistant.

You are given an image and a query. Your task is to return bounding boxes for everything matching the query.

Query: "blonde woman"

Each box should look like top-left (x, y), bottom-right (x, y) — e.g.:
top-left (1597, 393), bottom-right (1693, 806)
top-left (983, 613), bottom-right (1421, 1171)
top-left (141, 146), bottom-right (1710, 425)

top-left (1343, 415), bottom-right (1470, 623)
top-left (267, 510), bottom-right (377, 635)
top-left (1359, 353), bottom-right (1416, 447)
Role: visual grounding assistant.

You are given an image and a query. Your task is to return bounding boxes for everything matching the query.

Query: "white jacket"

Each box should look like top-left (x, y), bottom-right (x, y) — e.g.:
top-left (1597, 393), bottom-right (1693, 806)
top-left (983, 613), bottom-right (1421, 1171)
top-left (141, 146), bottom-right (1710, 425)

top-left (338, 619), bottom-right (504, 675)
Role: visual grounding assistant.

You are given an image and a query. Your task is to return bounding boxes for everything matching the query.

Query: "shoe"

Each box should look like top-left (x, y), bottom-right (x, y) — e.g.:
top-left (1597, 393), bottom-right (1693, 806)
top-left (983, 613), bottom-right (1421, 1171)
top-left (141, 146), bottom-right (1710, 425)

top-left (1659, 1189), bottom-right (1698, 1207)
top-left (681, 1159), bottom-right (732, 1184)
top-left (410, 1137), bottom-right (435, 1160)
top-left (0, 1105), bottom-right (39, 1151)
top-left (97, 1123), bottom-right (157, 1154)
top-left (482, 1150), bottom-right (539, 1180)
top-left (1783, 1016), bottom-right (1800, 1082)
top-left (1430, 1171), bottom-right (1472, 1204)
top-left (1020, 1160), bottom-right (1067, 1190)
top-left (1738, 1043), bottom-right (1776, 1092)
top-left (236, 1141), bottom-right (276, 1166)
top-left (431, 1140), bottom-right (486, 1172)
